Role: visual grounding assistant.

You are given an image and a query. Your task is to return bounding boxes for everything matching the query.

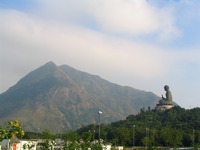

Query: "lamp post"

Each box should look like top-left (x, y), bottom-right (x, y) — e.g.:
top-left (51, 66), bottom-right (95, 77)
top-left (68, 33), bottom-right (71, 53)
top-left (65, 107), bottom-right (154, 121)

top-left (193, 129), bottom-right (195, 148)
top-left (37, 128), bottom-right (40, 139)
top-left (93, 130), bottom-right (95, 141)
top-left (133, 125), bottom-right (135, 150)
top-left (98, 111), bottom-right (102, 143)
top-left (93, 121), bottom-right (96, 141)
top-left (61, 126), bottom-right (64, 140)
top-left (146, 128), bottom-right (149, 150)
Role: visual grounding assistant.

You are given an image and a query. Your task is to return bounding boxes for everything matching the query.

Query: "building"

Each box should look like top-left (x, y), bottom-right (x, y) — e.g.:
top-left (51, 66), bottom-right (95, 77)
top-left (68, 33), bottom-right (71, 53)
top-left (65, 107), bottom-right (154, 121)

top-left (0, 138), bottom-right (37, 150)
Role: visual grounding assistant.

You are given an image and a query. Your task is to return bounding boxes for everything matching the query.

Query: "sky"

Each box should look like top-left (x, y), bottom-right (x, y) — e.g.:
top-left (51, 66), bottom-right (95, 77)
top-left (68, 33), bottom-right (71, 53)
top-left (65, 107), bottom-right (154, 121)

top-left (1, 0), bottom-right (200, 109)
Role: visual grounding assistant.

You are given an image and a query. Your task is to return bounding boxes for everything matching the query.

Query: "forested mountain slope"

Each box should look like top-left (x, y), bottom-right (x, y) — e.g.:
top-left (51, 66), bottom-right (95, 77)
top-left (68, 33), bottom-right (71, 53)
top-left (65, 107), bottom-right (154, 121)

top-left (77, 106), bottom-right (200, 147)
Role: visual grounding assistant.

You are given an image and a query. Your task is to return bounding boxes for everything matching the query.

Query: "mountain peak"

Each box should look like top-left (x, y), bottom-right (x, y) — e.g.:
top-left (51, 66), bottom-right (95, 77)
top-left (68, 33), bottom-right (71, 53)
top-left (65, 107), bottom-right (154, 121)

top-left (38, 61), bottom-right (57, 71)
top-left (44, 61), bottom-right (57, 67)
top-left (5, 61), bottom-right (71, 94)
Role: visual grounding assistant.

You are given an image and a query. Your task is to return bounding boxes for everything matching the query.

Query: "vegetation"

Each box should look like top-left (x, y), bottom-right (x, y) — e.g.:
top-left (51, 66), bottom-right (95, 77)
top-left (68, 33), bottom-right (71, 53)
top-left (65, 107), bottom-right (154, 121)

top-left (3, 106), bottom-right (200, 149)
top-left (76, 106), bottom-right (200, 148)
top-left (22, 141), bottom-right (36, 150)
top-left (0, 120), bottom-right (24, 141)
top-left (62, 130), bottom-right (80, 149)
top-left (39, 129), bottom-right (56, 150)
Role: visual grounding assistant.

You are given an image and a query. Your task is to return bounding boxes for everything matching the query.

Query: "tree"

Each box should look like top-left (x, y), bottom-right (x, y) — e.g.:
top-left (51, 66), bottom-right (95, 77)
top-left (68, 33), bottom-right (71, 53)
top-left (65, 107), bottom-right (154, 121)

top-left (76, 106), bottom-right (200, 147)
top-left (80, 131), bottom-right (92, 150)
top-left (160, 128), bottom-right (182, 147)
top-left (0, 120), bottom-right (24, 141)
top-left (63, 130), bottom-right (79, 150)
top-left (23, 141), bottom-right (36, 150)
top-left (90, 142), bottom-right (102, 150)
top-left (40, 129), bottom-right (55, 150)
top-left (23, 132), bottom-right (38, 139)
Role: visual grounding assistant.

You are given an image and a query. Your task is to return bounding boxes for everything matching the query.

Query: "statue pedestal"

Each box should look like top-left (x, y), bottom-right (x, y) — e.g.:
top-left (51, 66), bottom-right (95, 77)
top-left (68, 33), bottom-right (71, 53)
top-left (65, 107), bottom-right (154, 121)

top-left (156, 104), bottom-right (174, 111)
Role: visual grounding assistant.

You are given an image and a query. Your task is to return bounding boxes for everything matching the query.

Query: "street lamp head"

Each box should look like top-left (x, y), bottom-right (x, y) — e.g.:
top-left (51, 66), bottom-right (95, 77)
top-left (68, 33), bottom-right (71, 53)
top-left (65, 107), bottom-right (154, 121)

top-left (99, 111), bottom-right (102, 114)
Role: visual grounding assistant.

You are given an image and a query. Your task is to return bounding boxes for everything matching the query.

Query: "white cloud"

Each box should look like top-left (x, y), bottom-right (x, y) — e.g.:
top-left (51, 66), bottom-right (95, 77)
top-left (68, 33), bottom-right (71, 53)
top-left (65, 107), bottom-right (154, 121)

top-left (89, 0), bottom-right (160, 35)
top-left (0, 8), bottom-right (172, 89)
top-left (36, 0), bottom-right (181, 40)
top-left (1, 0), bottom-right (200, 108)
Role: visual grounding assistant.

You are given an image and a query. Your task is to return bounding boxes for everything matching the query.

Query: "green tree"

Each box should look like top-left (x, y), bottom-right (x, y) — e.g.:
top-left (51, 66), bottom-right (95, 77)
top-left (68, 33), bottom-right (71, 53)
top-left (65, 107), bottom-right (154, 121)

top-left (63, 130), bottom-right (79, 150)
top-left (23, 141), bottom-right (36, 150)
top-left (0, 120), bottom-right (24, 141)
top-left (160, 128), bottom-right (182, 147)
top-left (80, 131), bottom-right (92, 150)
top-left (40, 129), bottom-right (55, 150)
top-left (76, 106), bottom-right (200, 147)
top-left (90, 143), bottom-right (102, 150)
top-left (23, 132), bottom-right (38, 139)
top-left (112, 137), bottom-right (118, 149)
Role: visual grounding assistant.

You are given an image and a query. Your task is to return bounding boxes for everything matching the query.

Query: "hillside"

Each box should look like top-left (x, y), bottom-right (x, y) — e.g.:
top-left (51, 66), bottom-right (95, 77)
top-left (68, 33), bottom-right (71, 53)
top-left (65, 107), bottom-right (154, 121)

top-left (77, 106), bottom-right (200, 147)
top-left (0, 62), bottom-right (160, 132)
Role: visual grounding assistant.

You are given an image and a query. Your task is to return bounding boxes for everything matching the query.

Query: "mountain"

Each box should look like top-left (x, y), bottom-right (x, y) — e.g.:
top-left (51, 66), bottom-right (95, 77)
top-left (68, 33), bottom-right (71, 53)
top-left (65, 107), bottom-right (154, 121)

top-left (0, 62), bottom-right (160, 132)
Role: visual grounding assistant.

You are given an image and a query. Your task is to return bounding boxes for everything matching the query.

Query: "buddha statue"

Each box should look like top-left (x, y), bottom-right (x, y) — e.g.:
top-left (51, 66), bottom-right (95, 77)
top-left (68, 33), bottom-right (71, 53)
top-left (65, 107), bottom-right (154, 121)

top-left (159, 85), bottom-right (173, 105)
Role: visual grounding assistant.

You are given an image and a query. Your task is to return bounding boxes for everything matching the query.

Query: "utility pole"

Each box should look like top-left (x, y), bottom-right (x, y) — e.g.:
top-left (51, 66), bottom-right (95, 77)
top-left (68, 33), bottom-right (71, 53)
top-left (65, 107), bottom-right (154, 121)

top-left (146, 128), bottom-right (149, 150)
top-left (193, 129), bottom-right (195, 149)
top-left (133, 125), bottom-right (135, 150)
top-left (93, 130), bottom-right (95, 141)
top-left (98, 111), bottom-right (102, 143)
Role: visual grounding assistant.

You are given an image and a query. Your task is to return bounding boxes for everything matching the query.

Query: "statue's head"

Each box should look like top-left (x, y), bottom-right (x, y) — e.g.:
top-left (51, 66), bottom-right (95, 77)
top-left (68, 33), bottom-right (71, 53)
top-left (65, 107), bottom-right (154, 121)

top-left (164, 85), bottom-right (169, 91)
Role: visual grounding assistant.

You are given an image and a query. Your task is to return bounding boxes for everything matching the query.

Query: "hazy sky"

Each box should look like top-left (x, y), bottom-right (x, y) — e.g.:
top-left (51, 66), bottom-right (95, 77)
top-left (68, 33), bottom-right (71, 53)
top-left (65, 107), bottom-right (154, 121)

top-left (1, 0), bottom-right (200, 109)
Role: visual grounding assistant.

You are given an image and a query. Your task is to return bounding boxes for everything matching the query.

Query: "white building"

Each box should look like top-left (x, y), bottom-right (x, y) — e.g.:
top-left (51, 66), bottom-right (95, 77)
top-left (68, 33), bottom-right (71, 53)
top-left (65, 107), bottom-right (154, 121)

top-left (0, 138), bottom-right (37, 150)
